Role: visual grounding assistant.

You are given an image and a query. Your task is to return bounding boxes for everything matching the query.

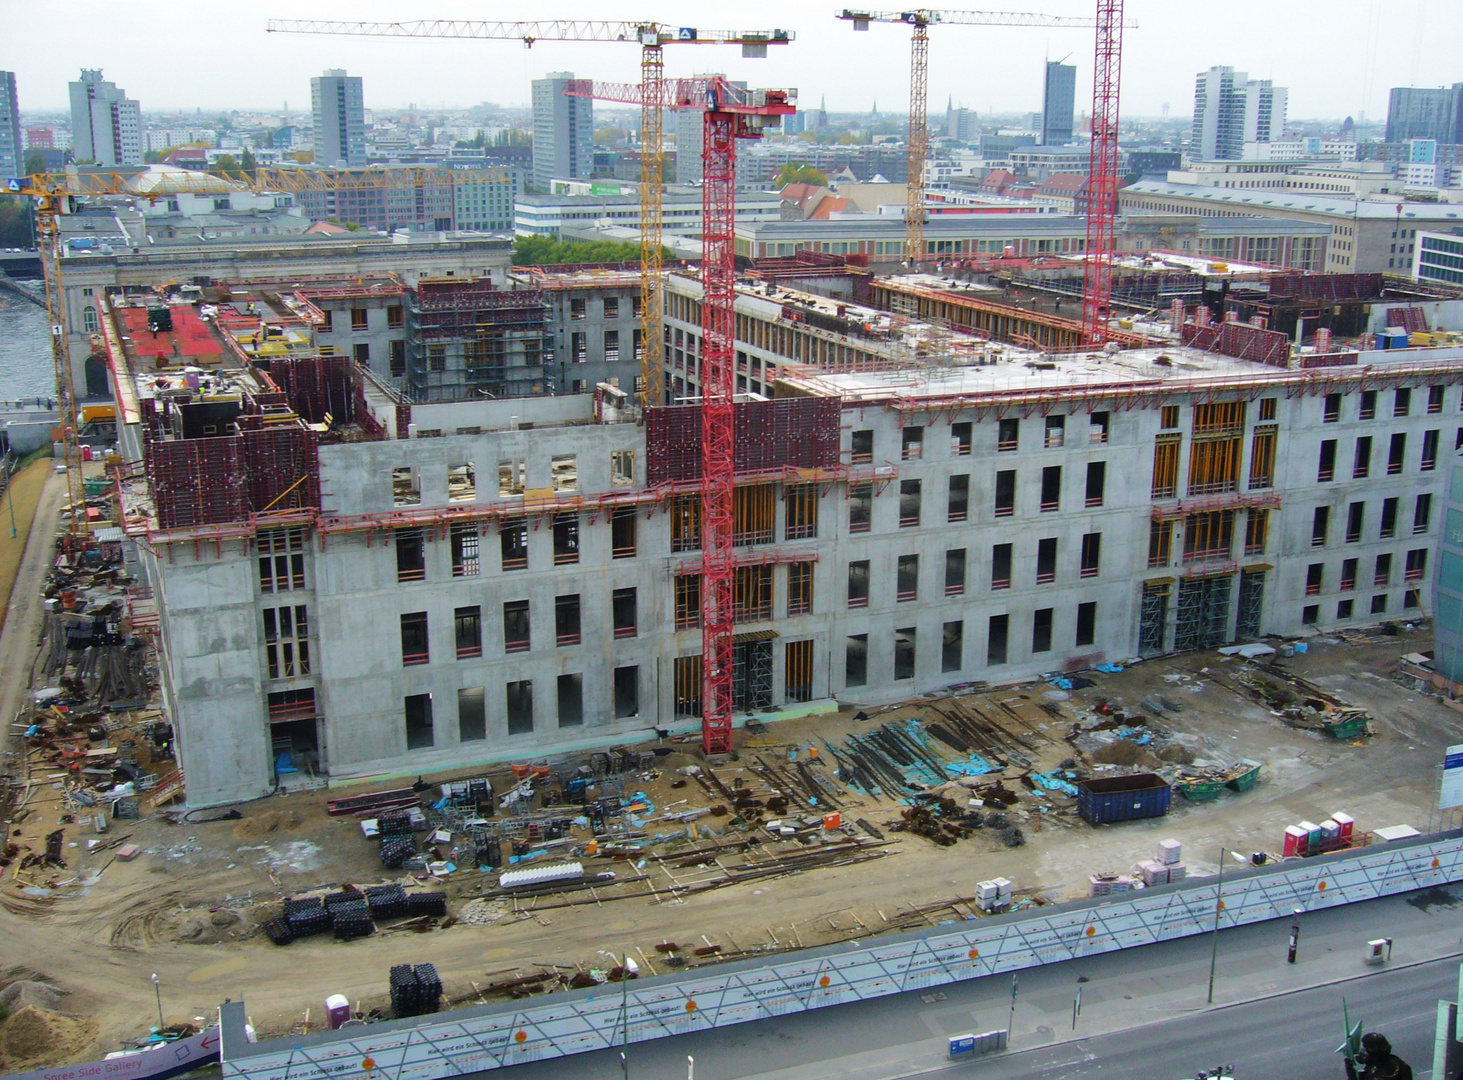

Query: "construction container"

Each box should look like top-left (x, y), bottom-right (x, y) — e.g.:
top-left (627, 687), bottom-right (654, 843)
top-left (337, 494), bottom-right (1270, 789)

top-left (1157, 838), bottom-right (1182, 865)
top-left (823, 812), bottom-right (842, 831)
top-left (1077, 773), bottom-right (1171, 825)
top-left (1283, 825), bottom-right (1307, 857)
top-left (1332, 811), bottom-right (1354, 839)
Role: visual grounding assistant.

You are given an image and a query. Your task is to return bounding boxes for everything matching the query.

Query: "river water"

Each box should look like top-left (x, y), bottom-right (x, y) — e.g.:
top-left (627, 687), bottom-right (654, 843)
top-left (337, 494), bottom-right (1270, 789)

top-left (0, 292), bottom-right (59, 402)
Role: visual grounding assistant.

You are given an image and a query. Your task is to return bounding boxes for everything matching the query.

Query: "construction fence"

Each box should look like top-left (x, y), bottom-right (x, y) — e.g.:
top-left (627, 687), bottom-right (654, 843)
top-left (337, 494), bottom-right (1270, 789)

top-left (219, 829), bottom-right (1463, 1080)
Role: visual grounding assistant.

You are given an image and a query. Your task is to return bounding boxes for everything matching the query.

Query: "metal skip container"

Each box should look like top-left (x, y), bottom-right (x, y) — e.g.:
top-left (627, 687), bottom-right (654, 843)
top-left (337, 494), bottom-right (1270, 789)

top-left (1077, 773), bottom-right (1172, 825)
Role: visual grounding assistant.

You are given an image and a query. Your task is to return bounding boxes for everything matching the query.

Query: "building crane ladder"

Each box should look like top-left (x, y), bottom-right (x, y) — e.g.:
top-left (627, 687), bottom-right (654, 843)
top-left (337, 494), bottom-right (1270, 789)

top-left (566, 76), bottom-right (795, 755)
top-left (265, 19), bottom-right (793, 412)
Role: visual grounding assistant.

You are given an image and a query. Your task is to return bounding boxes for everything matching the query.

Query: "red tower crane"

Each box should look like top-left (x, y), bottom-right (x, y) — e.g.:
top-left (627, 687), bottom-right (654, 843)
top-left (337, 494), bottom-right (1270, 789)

top-left (1081, 0), bottom-right (1125, 346)
top-left (566, 77), bottom-right (795, 756)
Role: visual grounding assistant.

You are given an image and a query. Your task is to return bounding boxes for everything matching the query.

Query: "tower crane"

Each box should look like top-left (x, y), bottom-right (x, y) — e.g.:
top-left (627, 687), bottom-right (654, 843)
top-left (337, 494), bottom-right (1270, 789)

top-left (1081, 0), bottom-right (1124, 346)
top-left (565, 76), bottom-right (795, 757)
top-left (265, 19), bottom-right (794, 411)
top-left (835, 8), bottom-right (1122, 268)
top-left (5, 164), bottom-right (511, 544)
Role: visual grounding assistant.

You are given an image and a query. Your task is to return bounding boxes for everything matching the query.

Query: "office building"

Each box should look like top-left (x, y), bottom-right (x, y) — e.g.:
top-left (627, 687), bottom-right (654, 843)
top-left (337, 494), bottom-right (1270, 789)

top-left (944, 99), bottom-right (977, 143)
top-left (1385, 85), bottom-right (1463, 145)
top-left (311, 70), bottom-right (367, 168)
top-left (531, 72), bottom-right (593, 191)
top-left (1041, 61), bottom-right (1076, 146)
top-left (1191, 67), bottom-right (1287, 161)
top-left (675, 79), bottom-right (745, 183)
top-left (0, 72), bottom-right (21, 180)
top-left (68, 69), bottom-right (142, 167)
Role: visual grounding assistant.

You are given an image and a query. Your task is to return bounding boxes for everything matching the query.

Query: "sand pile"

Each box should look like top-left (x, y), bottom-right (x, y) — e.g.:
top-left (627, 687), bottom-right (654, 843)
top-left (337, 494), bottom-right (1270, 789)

top-left (233, 810), bottom-right (302, 840)
top-left (0, 1005), bottom-right (96, 1070)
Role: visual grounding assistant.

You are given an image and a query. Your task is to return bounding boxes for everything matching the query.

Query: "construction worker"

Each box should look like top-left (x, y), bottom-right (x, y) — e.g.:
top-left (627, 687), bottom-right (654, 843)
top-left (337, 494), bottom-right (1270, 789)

top-left (1344, 1033), bottom-right (1413, 1080)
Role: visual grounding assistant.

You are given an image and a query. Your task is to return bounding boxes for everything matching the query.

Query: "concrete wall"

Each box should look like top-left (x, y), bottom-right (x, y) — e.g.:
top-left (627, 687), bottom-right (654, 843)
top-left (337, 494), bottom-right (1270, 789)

top-left (156, 368), bottom-right (1461, 806)
top-left (539, 283), bottom-right (643, 395)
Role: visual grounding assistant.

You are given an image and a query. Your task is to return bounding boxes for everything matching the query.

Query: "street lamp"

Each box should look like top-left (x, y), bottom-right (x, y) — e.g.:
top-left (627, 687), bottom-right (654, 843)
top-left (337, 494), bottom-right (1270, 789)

top-left (150, 973), bottom-right (164, 1032)
top-left (1288, 907), bottom-right (1303, 964)
top-left (3, 455), bottom-right (16, 539)
top-left (1206, 847), bottom-right (1226, 1004)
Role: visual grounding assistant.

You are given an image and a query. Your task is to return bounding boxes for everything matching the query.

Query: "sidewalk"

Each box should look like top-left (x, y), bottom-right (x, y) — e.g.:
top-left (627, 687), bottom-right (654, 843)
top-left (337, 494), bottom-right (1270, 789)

top-left (732, 886), bottom-right (1463, 1080)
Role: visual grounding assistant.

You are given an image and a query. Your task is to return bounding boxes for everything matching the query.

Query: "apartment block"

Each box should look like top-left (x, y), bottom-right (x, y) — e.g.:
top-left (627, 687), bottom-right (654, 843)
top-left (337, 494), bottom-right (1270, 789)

top-left (68, 69), bottom-right (142, 167)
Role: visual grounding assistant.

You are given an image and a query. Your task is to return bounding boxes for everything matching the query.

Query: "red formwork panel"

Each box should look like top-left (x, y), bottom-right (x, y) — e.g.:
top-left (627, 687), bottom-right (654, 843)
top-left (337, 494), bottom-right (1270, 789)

top-left (268, 355), bottom-right (356, 424)
top-left (1182, 321), bottom-right (1290, 367)
top-left (145, 437), bottom-right (248, 529)
top-left (1384, 305), bottom-right (1430, 334)
top-left (241, 427), bottom-right (320, 515)
top-left (1268, 273), bottom-right (1385, 303)
top-left (645, 397), bottom-right (841, 486)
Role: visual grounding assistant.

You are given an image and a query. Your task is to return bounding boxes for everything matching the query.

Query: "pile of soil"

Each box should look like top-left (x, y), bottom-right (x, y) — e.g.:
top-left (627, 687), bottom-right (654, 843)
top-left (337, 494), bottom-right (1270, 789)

top-left (233, 810), bottom-right (302, 840)
top-left (1157, 743), bottom-right (1195, 765)
top-left (162, 907), bottom-right (247, 945)
top-left (1090, 739), bottom-right (1147, 767)
top-left (0, 1005), bottom-right (96, 1070)
top-left (0, 979), bottom-right (68, 1013)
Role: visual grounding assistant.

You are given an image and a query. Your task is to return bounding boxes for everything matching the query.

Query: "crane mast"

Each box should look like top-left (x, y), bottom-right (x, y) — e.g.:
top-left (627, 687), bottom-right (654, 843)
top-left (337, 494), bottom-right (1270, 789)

top-left (1081, 0), bottom-right (1125, 345)
top-left (566, 77), bottom-right (795, 755)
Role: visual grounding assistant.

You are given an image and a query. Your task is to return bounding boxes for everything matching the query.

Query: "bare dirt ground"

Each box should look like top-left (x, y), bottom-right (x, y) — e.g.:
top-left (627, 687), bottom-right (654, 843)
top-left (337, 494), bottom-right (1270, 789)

top-left (2, 598), bottom-right (1453, 1069)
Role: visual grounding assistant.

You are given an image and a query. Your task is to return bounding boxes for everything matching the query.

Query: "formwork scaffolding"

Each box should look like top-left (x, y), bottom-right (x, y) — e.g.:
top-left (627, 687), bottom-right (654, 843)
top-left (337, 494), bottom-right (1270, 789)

top-left (1236, 569), bottom-right (1265, 640)
top-left (404, 279), bottom-right (551, 403)
top-left (1173, 576), bottom-right (1232, 653)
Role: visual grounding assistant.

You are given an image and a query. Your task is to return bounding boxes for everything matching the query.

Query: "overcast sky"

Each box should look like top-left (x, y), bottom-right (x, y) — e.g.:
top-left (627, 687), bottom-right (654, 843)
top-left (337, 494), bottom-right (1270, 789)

top-left (5, 0), bottom-right (1460, 123)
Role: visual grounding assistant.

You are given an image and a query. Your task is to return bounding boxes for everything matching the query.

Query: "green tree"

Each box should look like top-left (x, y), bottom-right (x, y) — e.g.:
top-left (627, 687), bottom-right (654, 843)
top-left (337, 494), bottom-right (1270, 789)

top-left (511, 235), bottom-right (667, 266)
top-left (240, 148), bottom-right (257, 173)
top-left (774, 162), bottom-right (829, 189)
top-left (214, 154), bottom-right (242, 179)
top-left (23, 151), bottom-right (47, 177)
top-left (0, 196), bottom-right (33, 248)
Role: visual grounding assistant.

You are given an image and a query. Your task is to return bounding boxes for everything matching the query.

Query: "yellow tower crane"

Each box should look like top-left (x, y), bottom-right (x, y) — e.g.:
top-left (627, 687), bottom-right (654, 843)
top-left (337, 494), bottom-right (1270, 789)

top-left (265, 19), bottom-right (795, 411)
top-left (7, 164), bottom-right (512, 542)
top-left (836, 8), bottom-right (1121, 266)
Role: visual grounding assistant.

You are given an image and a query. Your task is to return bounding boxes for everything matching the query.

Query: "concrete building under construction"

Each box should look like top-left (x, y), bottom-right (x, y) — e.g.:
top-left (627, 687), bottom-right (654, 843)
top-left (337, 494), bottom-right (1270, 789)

top-left (101, 265), bottom-right (1463, 807)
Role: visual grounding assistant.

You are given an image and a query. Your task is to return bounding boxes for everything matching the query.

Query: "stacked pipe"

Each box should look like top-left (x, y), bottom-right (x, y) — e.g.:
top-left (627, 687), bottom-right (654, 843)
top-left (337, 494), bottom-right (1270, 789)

top-left (282, 897), bottom-right (329, 937)
top-left (390, 963), bottom-right (443, 1018)
top-left (365, 883), bottom-right (408, 920)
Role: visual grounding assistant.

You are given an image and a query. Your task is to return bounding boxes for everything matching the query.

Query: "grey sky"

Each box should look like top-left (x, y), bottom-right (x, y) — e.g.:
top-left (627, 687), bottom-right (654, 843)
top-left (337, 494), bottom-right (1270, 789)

top-left (5, 0), bottom-right (1460, 123)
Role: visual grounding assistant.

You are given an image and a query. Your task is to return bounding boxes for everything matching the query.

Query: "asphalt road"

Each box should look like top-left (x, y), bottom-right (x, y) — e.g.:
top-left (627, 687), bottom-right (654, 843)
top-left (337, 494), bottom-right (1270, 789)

top-left (496, 887), bottom-right (1463, 1080)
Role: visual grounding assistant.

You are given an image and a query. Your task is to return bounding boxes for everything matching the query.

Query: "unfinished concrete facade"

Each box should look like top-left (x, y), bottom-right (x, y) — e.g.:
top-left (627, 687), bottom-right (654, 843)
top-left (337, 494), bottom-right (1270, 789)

top-left (102, 266), bottom-right (1463, 808)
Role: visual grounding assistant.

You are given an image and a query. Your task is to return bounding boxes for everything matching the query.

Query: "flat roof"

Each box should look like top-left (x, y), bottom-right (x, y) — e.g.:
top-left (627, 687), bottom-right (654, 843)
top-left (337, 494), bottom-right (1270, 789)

top-left (777, 345), bottom-right (1296, 402)
top-left (1125, 181), bottom-right (1463, 222)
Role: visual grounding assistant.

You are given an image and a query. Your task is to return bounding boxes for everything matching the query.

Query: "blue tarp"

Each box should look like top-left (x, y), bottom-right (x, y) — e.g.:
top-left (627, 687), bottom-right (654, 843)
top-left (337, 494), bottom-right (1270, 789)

top-left (1031, 770), bottom-right (1079, 795)
top-left (944, 754), bottom-right (997, 777)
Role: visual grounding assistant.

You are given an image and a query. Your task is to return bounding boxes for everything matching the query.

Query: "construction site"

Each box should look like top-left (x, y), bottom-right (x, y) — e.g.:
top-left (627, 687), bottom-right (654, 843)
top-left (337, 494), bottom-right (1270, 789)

top-left (7, 7), bottom-right (1463, 1077)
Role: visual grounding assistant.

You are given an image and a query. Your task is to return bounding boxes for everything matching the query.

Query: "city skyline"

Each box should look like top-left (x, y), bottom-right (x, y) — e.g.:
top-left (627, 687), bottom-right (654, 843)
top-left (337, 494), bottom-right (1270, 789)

top-left (4, 0), bottom-right (1460, 123)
